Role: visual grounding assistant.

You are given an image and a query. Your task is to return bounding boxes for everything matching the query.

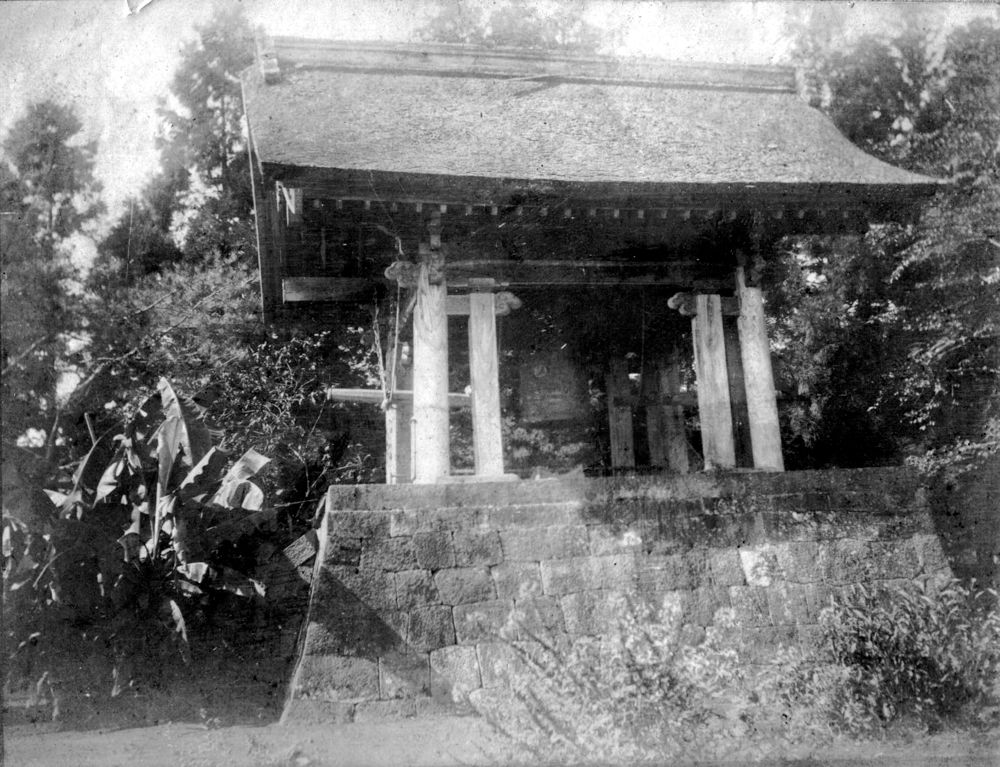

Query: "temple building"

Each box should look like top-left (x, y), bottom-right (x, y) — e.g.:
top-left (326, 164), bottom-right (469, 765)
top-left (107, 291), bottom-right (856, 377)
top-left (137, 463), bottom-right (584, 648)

top-left (241, 36), bottom-right (939, 484)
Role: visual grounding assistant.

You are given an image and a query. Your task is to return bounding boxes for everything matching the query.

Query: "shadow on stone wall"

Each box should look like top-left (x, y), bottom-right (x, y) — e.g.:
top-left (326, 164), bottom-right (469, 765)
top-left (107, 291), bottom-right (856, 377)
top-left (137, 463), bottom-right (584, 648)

top-left (928, 454), bottom-right (1000, 587)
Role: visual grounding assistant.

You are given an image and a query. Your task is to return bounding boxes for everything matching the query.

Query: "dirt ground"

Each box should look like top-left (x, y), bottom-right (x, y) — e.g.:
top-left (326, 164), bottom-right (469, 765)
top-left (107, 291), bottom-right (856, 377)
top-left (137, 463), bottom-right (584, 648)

top-left (5, 715), bottom-right (999, 767)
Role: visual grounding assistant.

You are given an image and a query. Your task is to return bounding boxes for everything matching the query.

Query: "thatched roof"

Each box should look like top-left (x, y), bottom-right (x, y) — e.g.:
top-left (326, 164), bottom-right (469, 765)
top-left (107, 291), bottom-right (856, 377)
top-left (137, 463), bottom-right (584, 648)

top-left (242, 38), bottom-right (940, 207)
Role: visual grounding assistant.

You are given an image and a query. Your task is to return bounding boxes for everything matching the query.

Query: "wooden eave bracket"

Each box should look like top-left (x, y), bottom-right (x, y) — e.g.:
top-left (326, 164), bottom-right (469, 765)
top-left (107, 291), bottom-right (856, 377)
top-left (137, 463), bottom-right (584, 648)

top-left (669, 292), bottom-right (739, 317)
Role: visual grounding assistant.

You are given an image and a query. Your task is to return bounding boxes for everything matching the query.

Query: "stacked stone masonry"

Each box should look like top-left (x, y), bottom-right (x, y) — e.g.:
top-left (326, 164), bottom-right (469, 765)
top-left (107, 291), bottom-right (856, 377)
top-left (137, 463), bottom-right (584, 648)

top-left (282, 468), bottom-right (953, 723)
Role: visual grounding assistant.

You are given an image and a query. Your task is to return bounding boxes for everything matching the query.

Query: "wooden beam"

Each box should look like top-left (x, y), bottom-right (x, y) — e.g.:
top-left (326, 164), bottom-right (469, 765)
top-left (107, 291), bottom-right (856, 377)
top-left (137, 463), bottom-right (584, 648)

top-left (645, 352), bottom-right (689, 473)
top-left (692, 294), bottom-right (736, 470)
top-left (412, 213), bottom-right (450, 483)
top-left (326, 387), bottom-right (471, 408)
top-left (468, 291), bottom-right (505, 476)
top-left (446, 291), bottom-right (522, 316)
top-left (606, 359), bottom-right (635, 469)
top-left (385, 336), bottom-right (413, 485)
top-left (736, 266), bottom-right (784, 471)
top-left (722, 315), bottom-right (753, 467)
top-left (282, 277), bottom-right (376, 302)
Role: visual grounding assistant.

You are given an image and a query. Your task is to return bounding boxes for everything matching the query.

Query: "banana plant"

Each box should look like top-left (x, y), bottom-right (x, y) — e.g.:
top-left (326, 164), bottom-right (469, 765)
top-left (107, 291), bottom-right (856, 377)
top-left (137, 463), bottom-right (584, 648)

top-left (4, 379), bottom-right (273, 713)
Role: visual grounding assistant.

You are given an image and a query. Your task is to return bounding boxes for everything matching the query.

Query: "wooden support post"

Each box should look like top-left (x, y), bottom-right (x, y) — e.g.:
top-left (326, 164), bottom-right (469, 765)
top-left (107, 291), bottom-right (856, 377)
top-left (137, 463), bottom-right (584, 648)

top-left (645, 352), bottom-right (689, 473)
top-left (468, 290), bottom-right (505, 476)
top-left (385, 337), bottom-right (413, 485)
top-left (722, 316), bottom-right (753, 467)
top-left (692, 295), bottom-right (736, 470)
top-left (412, 215), bottom-right (450, 483)
top-left (736, 267), bottom-right (784, 471)
top-left (606, 359), bottom-right (635, 469)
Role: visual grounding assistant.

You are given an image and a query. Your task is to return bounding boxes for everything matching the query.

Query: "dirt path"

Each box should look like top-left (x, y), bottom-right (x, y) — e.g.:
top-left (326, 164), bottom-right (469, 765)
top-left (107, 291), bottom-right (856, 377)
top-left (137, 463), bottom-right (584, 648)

top-left (5, 715), bottom-right (503, 767)
top-left (5, 717), bottom-right (999, 767)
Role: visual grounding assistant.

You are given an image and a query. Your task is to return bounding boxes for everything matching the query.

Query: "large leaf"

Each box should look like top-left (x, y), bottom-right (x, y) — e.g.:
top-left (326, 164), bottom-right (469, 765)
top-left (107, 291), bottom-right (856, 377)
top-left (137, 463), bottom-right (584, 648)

top-left (211, 480), bottom-right (265, 511)
top-left (152, 416), bottom-right (183, 497)
top-left (62, 427), bottom-right (118, 513)
top-left (157, 377), bottom-right (214, 468)
top-left (177, 447), bottom-right (230, 505)
top-left (210, 449), bottom-right (271, 511)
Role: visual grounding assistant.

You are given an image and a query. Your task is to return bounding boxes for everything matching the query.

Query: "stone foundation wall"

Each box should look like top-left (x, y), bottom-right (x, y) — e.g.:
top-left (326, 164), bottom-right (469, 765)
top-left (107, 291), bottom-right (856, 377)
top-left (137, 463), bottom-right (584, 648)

top-left (283, 468), bottom-right (952, 723)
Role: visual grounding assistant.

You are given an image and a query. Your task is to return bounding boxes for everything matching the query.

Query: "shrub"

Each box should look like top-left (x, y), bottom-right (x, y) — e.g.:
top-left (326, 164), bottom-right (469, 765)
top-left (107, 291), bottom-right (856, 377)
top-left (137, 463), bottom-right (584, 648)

top-left (767, 579), bottom-right (1000, 735)
top-left (3, 379), bottom-right (272, 721)
top-left (475, 597), bottom-right (743, 764)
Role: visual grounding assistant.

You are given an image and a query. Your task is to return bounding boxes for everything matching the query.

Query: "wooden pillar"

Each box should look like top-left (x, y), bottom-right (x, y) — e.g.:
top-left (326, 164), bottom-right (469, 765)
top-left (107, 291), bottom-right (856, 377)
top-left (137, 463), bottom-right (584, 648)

top-left (385, 339), bottom-right (413, 485)
top-left (736, 267), bottom-right (784, 471)
top-left (722, 317), bottom-right (753, 467)
top-left (607, 359), bottom-right (635, 469)
top-left (692, 294), bottom-right (736, 470)
top-left (468, 290), bottom-right (505, 476)
top-left (646, 351), bottom-right (689, 473)
top-left (412, 217), bottom-right (450, 483)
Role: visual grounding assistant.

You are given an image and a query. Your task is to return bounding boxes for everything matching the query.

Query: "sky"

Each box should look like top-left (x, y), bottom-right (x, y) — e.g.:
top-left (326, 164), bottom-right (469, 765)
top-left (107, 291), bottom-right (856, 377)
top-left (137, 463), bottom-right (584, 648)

top-left (1, 0), bottom-right (998, 227)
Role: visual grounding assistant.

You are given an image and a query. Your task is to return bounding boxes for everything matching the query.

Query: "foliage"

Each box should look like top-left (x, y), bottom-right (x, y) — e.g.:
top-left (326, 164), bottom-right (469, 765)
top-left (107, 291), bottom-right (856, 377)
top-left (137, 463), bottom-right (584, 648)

top-left (1, 100), bottom-right (104, 461)
top-left (477, 598), bottom-right (742, 764)
top-left (3, 379), bottom-right (271, 717)
top-left (417, 0), bottom-right (622, 53)
top-left (772, 16), bottom-right (1000, 469)
top-left (136, 4), bottom-right (255, 265)
top-left (762, 579), bottom-right (1000, 735)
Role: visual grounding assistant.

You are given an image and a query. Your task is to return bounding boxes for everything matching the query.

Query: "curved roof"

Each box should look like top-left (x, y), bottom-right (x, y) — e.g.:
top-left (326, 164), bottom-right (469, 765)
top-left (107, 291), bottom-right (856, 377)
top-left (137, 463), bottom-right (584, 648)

top-left (242, 38), bottom-right (940, 205)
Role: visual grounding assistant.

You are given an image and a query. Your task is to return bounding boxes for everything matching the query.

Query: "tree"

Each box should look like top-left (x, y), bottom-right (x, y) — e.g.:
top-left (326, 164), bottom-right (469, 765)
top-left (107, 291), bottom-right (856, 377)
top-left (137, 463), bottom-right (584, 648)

top-left (772, 15), bottom-right (1000, 469)
top-left (1, 101), bottom-right (104, 471)
top-left (154, 5), bottom-right (255, 263)
top-left (417, 0), bottom-right (621, 53)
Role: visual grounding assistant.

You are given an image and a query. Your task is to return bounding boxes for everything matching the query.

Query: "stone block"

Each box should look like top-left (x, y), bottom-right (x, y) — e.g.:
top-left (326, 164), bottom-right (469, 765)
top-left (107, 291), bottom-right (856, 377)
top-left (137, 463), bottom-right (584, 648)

top-left (488, 501), bottom-right (582, 528)
top-left (407, 605), bottom-right (455, 652)
top-left (560, 590), bottom-right (628, 635)
top-left (323, 565), bottom-right (396, 611)
top-left (453, 530), bottom-right (503, 567)
top-left (737, 625), bottom-right (799, 664)
top-left (636, 552), bottom-right (705, 591)
top-left (434, 567), bottom-right (496, 605)
top-left (868, 540), bottom-right (921, 580)
top-left (293, 655), bottom-right (379, 701)
top-left (774, 541), bottom-right (821, 583)
top-left (394, 569), bottom-right (439, 610)
top-left (587, 525), bottom-right (644, 555)
top-left (802, 582), bottom-right (834, 622)
top-left (378, 651), bottom-right (430, 699)
top-left (361, 536), bottom-right (417, 573)
top-left (430, 645), bottom-right (483, 702)
top-left (327, 511), bottom-right (391, 540)
top-left (728, 585), bottom-right (771, 627)
top-left (511, 596), bottom-right (565, 639)
top-left (540, 557), bottom-right (597, 596)
top-left (766, 583), bottom-right (810, 626)
top-left (912, 533), bottom-right (951, 575)
top-left (706, 548), bottom-right (745, 587)
top-left (499, 525), bottom-right (589, 561)
top-left (687, 586), bottom-right (729, 626)
top-left (413, 531), bottom-right (456, 570)
top-left (491, 561), bottom-right (543, 600)
top-left (591, 553), bottom-right (637, 589)
top-left (739, 544), bottom-right (786, 587)
top-left (453, 599), bottom-right (515, 643)
top-left (476, 641), bottom-right (520, 688)
top-left (326, 538), bottom-right (362, 566)
top-left (390, 507), bottom-right (488, 536)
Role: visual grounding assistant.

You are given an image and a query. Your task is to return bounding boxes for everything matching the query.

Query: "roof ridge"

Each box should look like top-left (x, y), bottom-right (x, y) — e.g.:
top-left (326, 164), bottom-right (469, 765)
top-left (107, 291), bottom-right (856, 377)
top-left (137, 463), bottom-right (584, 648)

top-left (257, 33), bottom-right (797, 93)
